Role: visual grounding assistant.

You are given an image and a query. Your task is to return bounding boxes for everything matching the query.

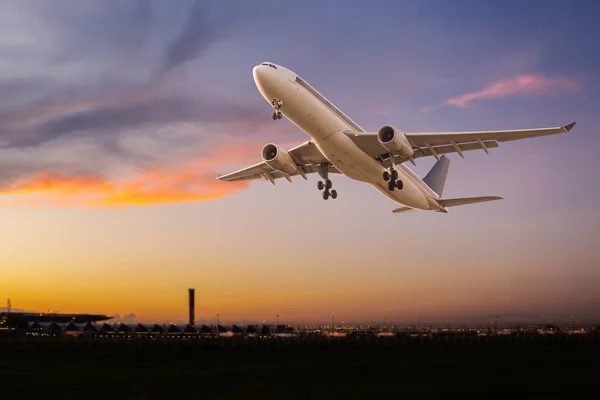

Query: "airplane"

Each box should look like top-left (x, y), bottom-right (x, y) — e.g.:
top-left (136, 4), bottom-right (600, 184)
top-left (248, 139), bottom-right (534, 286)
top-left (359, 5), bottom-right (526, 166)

top-left (218, 62), bottom-right (576, 214)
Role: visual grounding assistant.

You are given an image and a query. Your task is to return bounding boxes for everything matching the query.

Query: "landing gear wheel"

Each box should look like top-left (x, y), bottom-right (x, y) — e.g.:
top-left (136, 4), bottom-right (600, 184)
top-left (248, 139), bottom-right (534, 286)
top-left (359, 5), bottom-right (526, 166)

top-left (271, 99), bottom-right (283, 120)
top-left (317, 169), bottom-right (336, 200)
top-left (388, 181), bottom-right (395, 191)
top-left (396, 180), bottom-right (403, 190)
top-left (383, 171), bottom-right (390, 181)
top-left (392, 169), bottom-right (398, 180)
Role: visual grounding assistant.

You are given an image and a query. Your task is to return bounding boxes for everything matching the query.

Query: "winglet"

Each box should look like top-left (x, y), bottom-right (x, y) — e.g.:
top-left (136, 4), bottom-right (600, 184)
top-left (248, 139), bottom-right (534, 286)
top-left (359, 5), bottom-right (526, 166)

top-left (563, 121), bottom-right (576, 132)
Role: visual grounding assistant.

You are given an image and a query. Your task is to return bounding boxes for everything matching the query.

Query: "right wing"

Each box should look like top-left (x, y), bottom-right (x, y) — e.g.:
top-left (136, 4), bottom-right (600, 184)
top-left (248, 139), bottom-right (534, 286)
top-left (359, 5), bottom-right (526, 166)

top-left (349, 122), bottom-right (576, 164)
top-left (406, 121), bottom-right (576, 150)
top-left (217, 141), bottom-right (340, 183)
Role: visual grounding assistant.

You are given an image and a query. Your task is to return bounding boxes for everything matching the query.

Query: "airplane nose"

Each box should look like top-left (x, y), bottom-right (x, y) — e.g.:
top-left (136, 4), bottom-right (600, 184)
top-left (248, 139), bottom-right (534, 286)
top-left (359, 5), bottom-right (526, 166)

top-left (253, 65), bottom-right (264, 85)
top-left (253, 65), bottom-right (273, 95)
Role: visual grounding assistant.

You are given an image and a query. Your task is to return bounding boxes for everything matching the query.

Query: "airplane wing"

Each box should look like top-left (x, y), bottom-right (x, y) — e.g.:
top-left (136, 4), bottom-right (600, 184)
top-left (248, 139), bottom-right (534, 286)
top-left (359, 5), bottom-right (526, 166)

top-left (348, 122), bottom-right (575, 164)
top-left (219, 122), bottom-right (575, 182)
top-left (217, 141), bottom-right (340, 183)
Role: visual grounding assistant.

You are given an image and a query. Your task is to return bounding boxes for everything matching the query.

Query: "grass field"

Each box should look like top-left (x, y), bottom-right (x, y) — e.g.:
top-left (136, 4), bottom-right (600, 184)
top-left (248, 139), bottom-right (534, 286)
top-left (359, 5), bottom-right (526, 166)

top-left (1, 337), bottom-right (598, 398)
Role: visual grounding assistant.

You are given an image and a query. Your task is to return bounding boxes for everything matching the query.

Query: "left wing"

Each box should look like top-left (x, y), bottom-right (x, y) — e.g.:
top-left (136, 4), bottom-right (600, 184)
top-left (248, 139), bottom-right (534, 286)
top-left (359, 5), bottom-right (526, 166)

top-left (217, 141), bottom-right (340, 183)
top-left (349, 122), bottom-right (576, 164)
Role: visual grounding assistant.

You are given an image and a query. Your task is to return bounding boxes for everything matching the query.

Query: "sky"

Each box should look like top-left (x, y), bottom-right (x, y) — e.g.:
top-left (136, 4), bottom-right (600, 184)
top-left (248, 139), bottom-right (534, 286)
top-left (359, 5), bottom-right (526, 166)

top-left (1, 0), bottom-right (599, 326)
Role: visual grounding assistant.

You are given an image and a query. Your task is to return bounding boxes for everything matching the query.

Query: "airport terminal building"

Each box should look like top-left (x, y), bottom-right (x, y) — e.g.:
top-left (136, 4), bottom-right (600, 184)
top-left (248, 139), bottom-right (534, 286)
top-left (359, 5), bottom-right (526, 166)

top-left (0, 312), bottom-right (112, 329)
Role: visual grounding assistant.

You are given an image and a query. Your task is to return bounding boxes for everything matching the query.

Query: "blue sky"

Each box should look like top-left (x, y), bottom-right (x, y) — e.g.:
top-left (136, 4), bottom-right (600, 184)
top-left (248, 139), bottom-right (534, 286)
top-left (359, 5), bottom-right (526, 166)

top-left (0, 0), bottom-right (599, 325)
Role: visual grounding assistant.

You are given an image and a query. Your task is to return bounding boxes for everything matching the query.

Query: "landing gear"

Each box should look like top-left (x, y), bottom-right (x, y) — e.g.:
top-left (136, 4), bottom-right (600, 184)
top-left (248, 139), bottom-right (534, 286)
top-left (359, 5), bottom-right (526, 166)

top-left (317, 164), bottom-right (337, 200)
top-left (318, 179), bottom-right (337, 200)
top-left (271, 99), bottom-right (283, 120)
top-left (384, 167), bottom-right (403, 191)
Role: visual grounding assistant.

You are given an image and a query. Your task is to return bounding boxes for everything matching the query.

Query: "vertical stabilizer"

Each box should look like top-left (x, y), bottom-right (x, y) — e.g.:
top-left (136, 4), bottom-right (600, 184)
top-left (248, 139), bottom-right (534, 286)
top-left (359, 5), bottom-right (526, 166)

top-left (423, 155), bottom-right (450, 197)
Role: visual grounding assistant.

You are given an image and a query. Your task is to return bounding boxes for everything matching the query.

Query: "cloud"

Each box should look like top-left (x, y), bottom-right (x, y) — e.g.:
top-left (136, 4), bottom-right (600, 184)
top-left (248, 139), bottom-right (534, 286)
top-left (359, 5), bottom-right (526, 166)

top-left (0, 144), bottom-right (255, 208)
top-left (419, 105), bottom-right (440, 113)
top-left (0, 1), bottom-right (277, 208)
top-left (448, 74), bottom-right (582, 107)
top-left (157, 1), bottom-right (222, 75)
top-left (422, 73), bottom-right (582, 111)
top-left (0, 83), bottom-right (266, 149)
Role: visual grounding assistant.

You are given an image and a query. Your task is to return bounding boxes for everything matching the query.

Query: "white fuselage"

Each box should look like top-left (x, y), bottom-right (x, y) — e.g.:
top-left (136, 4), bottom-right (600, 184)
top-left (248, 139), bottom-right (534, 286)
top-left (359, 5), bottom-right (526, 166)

top-left (253, 63), bottom-right (442, 211)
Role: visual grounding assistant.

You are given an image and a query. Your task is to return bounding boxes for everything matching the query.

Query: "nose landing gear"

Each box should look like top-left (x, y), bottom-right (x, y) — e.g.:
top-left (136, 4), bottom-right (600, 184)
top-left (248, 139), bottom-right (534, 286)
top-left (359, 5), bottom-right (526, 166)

top-left (271, 99), bottom-right (283, 120)
top-left (383, 168), bottom-right (403, 191)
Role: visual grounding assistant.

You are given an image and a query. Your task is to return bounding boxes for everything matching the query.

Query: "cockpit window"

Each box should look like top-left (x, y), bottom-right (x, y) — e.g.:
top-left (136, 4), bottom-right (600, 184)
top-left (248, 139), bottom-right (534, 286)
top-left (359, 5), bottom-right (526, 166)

top-left (261, 63), bottom-right (277, 70)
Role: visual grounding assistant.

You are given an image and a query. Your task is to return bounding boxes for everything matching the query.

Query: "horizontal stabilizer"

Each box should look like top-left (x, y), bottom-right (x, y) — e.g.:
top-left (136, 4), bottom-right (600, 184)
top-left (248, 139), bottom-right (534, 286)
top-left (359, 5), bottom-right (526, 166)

top-left (438, 196), bottom-right (503, 208)
top-left (391, 206), bottom-right (417, 214)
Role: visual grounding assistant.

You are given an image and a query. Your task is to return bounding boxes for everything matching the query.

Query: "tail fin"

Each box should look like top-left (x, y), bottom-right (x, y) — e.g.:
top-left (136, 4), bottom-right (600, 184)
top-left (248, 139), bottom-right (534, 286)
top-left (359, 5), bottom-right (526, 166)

top-left (423, 155), bottom-right (450, 196)
top-left (438, 196), bottom-right (503, 208)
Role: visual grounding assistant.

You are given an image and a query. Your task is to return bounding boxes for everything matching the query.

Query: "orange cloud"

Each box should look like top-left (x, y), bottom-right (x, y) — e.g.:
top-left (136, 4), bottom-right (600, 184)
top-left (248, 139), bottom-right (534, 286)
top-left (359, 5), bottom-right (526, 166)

top-left (447, 74), bottom-right (582, 108)
top-left (0, 145), bottom-right (257, 208)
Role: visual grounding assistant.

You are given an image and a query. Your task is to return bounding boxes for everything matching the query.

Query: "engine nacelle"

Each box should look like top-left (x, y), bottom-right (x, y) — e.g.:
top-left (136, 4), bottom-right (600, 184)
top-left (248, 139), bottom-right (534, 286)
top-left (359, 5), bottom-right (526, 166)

top-left (377, 125), bottom-right (414, 160)
top-left (261, 143), bottom-right (298, 176)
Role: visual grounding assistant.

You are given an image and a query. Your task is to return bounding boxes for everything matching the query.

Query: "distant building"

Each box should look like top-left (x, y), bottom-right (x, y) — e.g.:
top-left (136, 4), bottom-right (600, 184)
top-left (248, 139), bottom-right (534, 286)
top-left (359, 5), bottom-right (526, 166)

top-left (188, 288), bottom-right (195, 326)
top-left (0, 312), bottom-right (112, 326)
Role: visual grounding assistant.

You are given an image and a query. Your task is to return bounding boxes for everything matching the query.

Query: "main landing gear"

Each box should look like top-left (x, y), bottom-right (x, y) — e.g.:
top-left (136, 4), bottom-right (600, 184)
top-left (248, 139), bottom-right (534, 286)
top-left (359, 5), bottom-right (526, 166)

top-left (271, 99), bottom-right (283, 120)
top-left (317, 179), bottom-right (337, 200)
top-left (316, 163), bottom-right (337, 200)
top-left (383, 168), bottom-right (403, 191)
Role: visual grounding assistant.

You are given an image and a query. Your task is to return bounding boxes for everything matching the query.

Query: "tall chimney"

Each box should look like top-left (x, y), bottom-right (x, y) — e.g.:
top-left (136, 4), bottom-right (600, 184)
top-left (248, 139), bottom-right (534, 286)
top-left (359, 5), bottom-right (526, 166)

top-left (188, 289), bottom-right (195, 325)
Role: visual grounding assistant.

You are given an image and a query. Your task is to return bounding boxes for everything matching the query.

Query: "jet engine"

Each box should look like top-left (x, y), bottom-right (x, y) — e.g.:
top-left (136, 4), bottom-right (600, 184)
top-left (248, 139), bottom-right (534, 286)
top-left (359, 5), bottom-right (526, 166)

top-left (377, 125), bottom-right (414, 160)
top-left (261, 143), bottom-right (298, 175)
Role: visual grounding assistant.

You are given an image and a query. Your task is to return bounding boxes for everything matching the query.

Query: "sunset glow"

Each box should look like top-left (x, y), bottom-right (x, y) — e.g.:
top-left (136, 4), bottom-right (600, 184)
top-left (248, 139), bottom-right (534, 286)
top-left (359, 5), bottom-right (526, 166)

top-left (1, 0), bottom-right (599, 326)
